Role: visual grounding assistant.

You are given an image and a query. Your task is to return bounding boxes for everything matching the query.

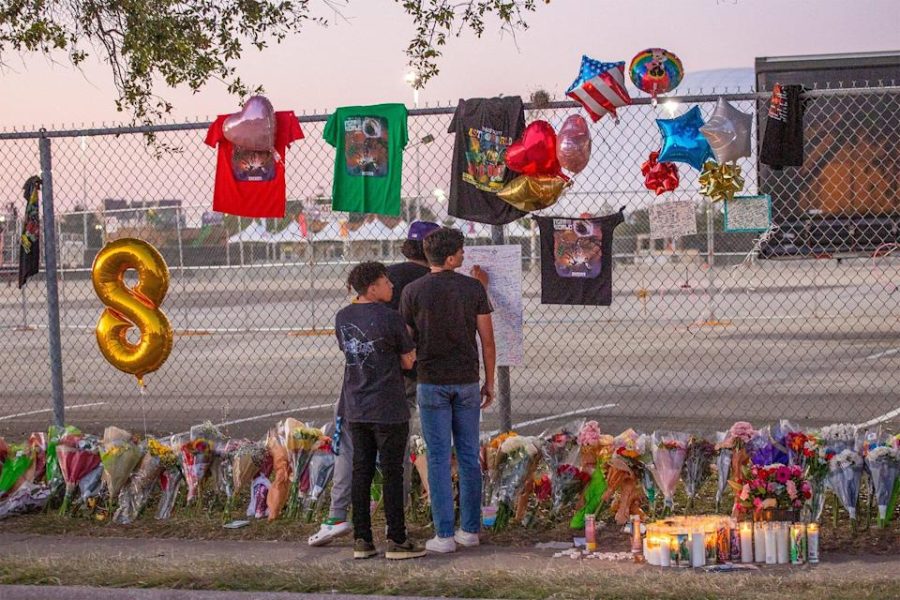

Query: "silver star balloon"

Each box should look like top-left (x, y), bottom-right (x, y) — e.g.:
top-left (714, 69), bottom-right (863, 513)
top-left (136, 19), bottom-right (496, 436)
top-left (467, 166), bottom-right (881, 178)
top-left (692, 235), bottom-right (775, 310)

top-left (699, 98), bottom-right (752, 164)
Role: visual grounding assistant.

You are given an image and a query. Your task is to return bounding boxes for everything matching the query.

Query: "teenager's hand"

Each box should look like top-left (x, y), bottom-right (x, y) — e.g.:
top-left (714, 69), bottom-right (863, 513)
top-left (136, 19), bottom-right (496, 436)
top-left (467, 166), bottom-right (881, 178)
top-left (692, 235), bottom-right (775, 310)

top-left (480, 383), bottom-right (495, 409)
top-left (471, 265), bottom-right (489, 288)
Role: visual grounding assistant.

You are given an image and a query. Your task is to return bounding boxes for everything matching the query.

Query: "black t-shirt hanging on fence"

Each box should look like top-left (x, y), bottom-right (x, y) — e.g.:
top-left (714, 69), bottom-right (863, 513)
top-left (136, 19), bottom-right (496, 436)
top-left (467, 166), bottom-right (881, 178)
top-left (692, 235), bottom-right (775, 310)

top-left (18, 176), bottom-right (42, 289)
top-left (334, 302), bottom-right (415, 424)
top-left (536, 210), bottom-right (625, 306)
top-left (447, 96), bottom-right (527, 226)
top-left (760, 84), bottom-right (806, 169)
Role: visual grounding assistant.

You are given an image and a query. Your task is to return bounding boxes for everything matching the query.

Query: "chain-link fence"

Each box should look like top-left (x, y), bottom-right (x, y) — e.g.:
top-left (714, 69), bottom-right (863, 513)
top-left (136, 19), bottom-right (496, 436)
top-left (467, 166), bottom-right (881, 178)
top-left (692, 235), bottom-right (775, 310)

top-left (1, 88), bottom-right (898, 439)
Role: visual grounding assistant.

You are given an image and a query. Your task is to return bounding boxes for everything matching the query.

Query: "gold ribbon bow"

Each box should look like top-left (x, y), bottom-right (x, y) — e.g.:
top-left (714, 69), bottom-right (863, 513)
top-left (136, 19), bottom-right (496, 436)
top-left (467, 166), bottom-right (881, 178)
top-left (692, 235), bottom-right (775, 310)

top-left (698, 160), bottom-right (745, 202)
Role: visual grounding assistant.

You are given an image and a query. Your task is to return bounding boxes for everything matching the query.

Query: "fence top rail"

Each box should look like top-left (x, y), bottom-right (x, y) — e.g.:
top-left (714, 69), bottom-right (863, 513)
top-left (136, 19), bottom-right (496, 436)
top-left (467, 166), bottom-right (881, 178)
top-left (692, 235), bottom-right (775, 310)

top-left (1, 86), bottom-right (898, 141)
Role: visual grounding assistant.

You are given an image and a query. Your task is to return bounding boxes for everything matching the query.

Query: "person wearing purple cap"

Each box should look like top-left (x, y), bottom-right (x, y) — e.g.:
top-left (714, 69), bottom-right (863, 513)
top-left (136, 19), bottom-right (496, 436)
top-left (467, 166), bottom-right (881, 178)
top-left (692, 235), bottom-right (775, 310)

top-left (308, 221), bottom-right (438, 548)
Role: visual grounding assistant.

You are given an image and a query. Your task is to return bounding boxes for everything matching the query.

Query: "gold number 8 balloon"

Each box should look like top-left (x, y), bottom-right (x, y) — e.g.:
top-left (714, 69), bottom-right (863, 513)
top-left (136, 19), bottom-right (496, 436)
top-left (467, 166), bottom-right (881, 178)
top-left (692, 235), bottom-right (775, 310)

top-left (91, 238), bottom-right (173, 387)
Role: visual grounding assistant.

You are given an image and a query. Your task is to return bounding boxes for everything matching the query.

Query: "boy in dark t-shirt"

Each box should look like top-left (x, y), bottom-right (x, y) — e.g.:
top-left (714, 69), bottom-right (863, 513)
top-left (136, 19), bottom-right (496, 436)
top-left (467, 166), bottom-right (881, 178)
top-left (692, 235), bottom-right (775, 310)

top-left (335, 261), bottom-right (425, 560)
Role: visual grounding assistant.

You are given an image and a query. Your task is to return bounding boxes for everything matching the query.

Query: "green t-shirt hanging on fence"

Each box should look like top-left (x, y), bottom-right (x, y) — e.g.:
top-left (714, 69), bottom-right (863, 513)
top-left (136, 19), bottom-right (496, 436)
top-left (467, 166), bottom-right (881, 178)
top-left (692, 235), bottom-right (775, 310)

top-left (324, 103), bottom-right (409, 216)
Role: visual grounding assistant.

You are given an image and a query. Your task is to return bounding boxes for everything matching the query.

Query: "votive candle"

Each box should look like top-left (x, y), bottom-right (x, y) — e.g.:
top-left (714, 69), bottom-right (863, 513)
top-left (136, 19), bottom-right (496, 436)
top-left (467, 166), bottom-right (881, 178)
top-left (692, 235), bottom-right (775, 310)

top-left (790, 523), bottom-right (806, 565)
top-left (658, 536), bottom-right (671, 567)
top-left (807, 523), bottom-right (820, 564)
top-left (776, 522), bottom-right (790, 564)
top-left (764, 523), bottom-right (777, 565)
top-left (691, 531), bottom-right (706, 568)
top-left (740, 522), bottom-right (754, 563)
top-left (753, 521), bottom-right (767, 563)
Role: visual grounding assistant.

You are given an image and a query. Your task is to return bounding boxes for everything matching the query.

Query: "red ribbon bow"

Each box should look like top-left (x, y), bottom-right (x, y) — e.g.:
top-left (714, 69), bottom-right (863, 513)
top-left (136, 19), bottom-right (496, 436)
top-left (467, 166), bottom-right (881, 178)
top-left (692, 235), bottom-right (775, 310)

top-left (641, 150), bottom-right (679, 195)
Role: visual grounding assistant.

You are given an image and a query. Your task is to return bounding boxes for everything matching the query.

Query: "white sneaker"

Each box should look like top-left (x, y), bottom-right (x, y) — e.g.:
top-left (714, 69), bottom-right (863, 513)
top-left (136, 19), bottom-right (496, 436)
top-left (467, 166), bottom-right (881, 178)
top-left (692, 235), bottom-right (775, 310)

top-left (454, 530), bottom-right (480, 547)
top-left (425, 535), bottom-right (457, 553)
top-left (308, 518), bottom-right (351, 547)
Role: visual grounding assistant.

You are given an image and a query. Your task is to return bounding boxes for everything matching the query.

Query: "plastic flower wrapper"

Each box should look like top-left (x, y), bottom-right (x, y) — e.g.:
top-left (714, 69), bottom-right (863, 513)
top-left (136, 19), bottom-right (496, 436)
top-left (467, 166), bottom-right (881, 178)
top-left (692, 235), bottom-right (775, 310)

top-left (266, 432), bottom-right (291, 521)
top-left (768, 420), bottom-right (793, 465)
top-left (56, 434), bottom-right (101, 514)
top-left (214, 439), bottom-right (250, 510)
top-left (100, 427), bottom-right (144, 503)
top-left (190, 420), bottom-right (226, 446)
top-left (155, 466), bottom-right (184, 521)
top-left (180, 438), bottom-right (213, 504)
top-left (491, 435), bottom-right (542, 530)
top-left (827, 448), bottom-right (864, 520)
top-left (714, 432), bottom-right (732, 512)
top-left (247, 473), bottom-right (271, 519)
top-left (602, 453), bottom-right (645, 525)
top-left (481, 431), bottom-right (518, 508)
top-left (113, 446), bottom-right (164, 525)
top-left (232, 441), bottom-right (267, 497)
top-left (0, 481), bottom-right (51, 520)
top-left (864, 445), bottom-right (899, 526)
top-left (0, 437), bottom-right (7, 467)
top-left (0, 444), bottom-right (34, 498)
top-left (682, 436), bottom-right (715, 508)
top-left (542, 423), bottom-right (582, 515)
top-left (636, 433), bottom-right (657, 507)
top-left (301, 437), bottom-right (336, 522)
top-left (650, 431), bottom-right (688, 511)
top-left (78, 464), bottom-right (104, 507)
top-left (802, 432), bottom-right (829, 522)
top-left (26, 432), bottom-right (48, 485)
top-left (748, 426), bottom-right (778, 466)
top-left (281, 420), bottom-right (322, 519)
top-left (409, 434), bottom-right (430, 500)
top-left (45, 425), bottom-right (80, 491)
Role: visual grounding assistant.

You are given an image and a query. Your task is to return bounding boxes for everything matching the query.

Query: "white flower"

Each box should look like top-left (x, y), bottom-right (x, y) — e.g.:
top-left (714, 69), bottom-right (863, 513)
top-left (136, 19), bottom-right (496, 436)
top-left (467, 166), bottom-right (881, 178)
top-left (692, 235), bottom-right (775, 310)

top-left (829, 448), bottom-right (863, 470)
top-left (820, 424), bottom-right (858, 443)
top-left (867, 445), bottom-right (899, 462)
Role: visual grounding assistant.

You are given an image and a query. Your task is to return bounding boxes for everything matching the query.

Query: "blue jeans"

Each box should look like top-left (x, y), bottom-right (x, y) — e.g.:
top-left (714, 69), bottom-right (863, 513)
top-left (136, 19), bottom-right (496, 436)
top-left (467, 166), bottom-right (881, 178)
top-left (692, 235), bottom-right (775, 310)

top-left (417, 382), bottom-right (482, 538)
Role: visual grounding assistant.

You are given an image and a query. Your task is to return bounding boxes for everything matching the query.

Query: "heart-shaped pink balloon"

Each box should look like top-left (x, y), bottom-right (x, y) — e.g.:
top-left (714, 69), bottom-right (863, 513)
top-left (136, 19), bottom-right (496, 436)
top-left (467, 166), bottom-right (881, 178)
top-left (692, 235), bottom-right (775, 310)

top-left (556, 115), bottom-right (592, 174)
top-left (222, 96), bottom-right (276, 151)
top-left (505, 120), bottom-right (562, 178)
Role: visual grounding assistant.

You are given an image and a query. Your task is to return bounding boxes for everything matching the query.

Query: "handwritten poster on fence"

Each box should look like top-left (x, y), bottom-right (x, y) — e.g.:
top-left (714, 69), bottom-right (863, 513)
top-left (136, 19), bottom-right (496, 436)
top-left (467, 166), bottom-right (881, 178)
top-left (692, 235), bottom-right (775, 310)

top-left (649, 200), bottom-right (697, 240)
top-left (463, 245), bottom-right (524, 366)
top-left (724, 195), bottom-right (772, 232)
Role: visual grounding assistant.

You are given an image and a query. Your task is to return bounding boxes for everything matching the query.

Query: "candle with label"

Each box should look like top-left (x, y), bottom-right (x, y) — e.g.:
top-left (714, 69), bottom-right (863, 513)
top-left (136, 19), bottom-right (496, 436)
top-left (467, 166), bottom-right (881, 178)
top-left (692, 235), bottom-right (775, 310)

top-left (790, 523), bottom-right (806, 565)
top-left (585, 515), bottom-right (597, 552)
top-left (807, 523), bottom-right (820, 564)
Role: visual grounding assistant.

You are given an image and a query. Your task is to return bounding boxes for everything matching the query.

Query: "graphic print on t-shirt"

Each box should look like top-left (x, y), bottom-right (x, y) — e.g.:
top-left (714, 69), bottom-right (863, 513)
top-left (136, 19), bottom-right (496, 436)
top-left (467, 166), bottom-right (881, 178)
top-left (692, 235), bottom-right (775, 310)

top-left (463, 127), bottom-right (513, 192)
top-left (339, 323), bottom-right (379, 368)
top-left (552, 218), bottom-right (604, 279)
top-left (231, 148), bottom-right (276, 182)
top-left (344, 116), bottom-right (389, 177)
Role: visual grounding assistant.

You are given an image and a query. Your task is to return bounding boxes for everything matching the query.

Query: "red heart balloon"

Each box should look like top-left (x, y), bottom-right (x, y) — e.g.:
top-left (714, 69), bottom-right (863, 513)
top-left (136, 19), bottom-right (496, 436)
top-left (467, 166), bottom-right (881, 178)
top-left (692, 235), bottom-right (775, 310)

top-left (505, 120), bottom-right (562, 178)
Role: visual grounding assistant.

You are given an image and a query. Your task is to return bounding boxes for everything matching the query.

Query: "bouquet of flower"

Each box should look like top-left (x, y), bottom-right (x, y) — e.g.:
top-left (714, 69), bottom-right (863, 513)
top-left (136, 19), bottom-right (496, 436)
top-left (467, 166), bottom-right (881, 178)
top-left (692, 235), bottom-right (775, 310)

top-left (282, 420), bottom-right (322, 519)
top-left (864, 445), bottom-right (899, 527)
top-left (267, 432), bottom-right (291, 521)
top-left (180, 438), bottom-right (213, 504)
top-left (748, 426), bottom-right (779, 466)
top-left (154, 438), bottom-right (182, 520)
top-left (802, 432), bottom-right (829, 522)
top-left (0, 482), bottom-right (51, 520)
top-left (26, 432), bottom-right (48, 485)
top-left (100, 427), bottom-right (144, 504)
top-left (56, 434), bottom-right (101, 514)
top-left (114, 441), bottom-right (166, 525)
top-left (732, 463), bottom-right (810, 517)
top-left (232, 441), bottom-right (267, 498)
top-left (821, 423), bottom-right (859, 454)
top-left (785, 430), bottom-right (814, 471)
top-left (215, 439), bottom-right (251, 511)
top-left (576, 420), bottom-right (613, 471)
top-left (682, 436), bottom-right (716, 508)
top-left (650, 431), bottom-right (688, 511)
top-left (44, 425), bottom-right (80, 492)
top-left (542, 425), bottom-right (582, 515)
top-left (409, 434), bottom-right (430, 501)
top-left (301, 436), bottom-right (336, 522)
top-left (490, 435), bottom-right (542, 530)
top-left (0, 437), bottom-right (7, 468)
top-left (714, 432), bottom-right (732, 512)
top-left (827, 448), bottom-right (864, 521)
top-left (0, 444), bottom-right (33, 498)
top-left (481, 431), bottom-right (518, 508)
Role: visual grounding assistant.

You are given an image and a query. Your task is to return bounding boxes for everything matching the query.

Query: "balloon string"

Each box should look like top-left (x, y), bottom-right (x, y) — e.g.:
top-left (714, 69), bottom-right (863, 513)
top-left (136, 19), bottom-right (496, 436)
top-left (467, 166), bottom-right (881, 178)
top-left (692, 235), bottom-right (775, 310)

top-left (138, 378), bottom-right (148, 436)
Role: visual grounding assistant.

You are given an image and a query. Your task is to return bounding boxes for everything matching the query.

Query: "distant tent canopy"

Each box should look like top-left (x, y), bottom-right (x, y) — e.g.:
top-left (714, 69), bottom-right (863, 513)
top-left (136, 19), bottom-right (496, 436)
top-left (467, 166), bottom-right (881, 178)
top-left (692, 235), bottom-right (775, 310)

top-left (227, 220), bottom-right (272, 244)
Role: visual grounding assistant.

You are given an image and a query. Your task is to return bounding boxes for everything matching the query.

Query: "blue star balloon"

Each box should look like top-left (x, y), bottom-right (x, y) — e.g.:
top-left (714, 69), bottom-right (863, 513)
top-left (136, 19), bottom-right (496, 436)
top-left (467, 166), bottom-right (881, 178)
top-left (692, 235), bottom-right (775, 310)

top-left (656, 105), bottom-right (713, 170)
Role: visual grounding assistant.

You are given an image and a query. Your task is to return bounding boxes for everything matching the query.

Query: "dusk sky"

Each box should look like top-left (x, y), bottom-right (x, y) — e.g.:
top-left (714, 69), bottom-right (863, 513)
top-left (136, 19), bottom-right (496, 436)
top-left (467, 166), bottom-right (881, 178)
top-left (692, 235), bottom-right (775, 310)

top-left (1, 0), bottom-right (898, 128)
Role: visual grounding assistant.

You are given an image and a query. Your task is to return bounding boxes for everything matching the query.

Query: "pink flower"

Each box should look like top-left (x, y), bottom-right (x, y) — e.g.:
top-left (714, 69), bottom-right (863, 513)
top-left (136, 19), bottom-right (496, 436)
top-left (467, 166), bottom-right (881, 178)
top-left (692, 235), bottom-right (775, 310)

top-left (801, 481), bottom-right (811, 494)
top-left (729, 421), bottom-right (756, 443)
top-left (786, 479), bottom-right (798, 500)
top-left (790, 465), bottom-right (802, 477)
top-left (767, 482), bottom-right (777, 494)
top-left (753, 497), bottom-right (763, 509)
top-left (740, 484), bottom-right (750, 501)
top-left (577, 421), bottom-right (602, 447)
top-left (775, 466), bottom-right (791, 484)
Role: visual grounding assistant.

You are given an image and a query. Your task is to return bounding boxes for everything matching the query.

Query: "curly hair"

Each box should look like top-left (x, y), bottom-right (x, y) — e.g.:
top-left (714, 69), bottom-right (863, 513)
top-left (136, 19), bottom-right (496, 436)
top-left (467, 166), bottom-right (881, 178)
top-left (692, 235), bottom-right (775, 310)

top-left (347, 261), bottom-right (388, 295)
top-left (400, 239), bottom-right (427, 261)
top-left (423, 227), bottom-right (464, 267)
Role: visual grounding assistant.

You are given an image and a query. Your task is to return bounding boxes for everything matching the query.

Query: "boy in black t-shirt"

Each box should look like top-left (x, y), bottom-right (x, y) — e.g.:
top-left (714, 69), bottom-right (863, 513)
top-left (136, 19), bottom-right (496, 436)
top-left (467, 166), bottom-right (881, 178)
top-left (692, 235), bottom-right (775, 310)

top-left (335, 261), bottom-right (425, 560)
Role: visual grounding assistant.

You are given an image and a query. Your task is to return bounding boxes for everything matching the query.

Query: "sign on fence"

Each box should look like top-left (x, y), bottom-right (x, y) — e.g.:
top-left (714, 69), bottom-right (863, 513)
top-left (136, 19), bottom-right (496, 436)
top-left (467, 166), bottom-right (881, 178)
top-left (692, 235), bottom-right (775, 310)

top-left (649, 200), bottom-right (697, 240)
top-left (463, 245), bottom-right (524, 366)
top-left (724, 195), bottom-right (772, 232)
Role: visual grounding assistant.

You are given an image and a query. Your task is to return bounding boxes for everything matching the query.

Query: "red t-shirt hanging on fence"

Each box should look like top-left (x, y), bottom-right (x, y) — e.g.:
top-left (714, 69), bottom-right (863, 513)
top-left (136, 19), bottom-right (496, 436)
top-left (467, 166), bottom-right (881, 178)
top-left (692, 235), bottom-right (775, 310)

top-left (205, 111), bottom-right (304, 218)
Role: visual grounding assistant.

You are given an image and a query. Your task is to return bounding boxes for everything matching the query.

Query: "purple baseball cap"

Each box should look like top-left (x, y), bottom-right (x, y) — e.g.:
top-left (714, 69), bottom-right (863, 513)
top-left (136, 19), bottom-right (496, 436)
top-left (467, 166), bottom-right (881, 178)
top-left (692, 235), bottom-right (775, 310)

top-left (408, 220), bottom-right (440, 240)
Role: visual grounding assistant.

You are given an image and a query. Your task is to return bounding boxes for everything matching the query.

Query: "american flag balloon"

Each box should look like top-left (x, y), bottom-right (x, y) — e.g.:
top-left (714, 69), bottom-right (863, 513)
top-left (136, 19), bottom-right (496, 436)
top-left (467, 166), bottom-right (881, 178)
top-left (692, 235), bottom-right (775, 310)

top-left (565, 56), bottom-right (632, 122)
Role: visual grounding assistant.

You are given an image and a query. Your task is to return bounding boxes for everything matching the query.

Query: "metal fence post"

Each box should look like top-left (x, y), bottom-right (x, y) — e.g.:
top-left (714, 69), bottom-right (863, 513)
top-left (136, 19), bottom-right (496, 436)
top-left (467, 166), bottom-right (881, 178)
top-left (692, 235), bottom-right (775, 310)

top-left (705, 199), bottom-right (717, 324)
top-left (490, 224), bottom-right (512, 432)
top-left (39, 131), bottom-right (65, 428)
